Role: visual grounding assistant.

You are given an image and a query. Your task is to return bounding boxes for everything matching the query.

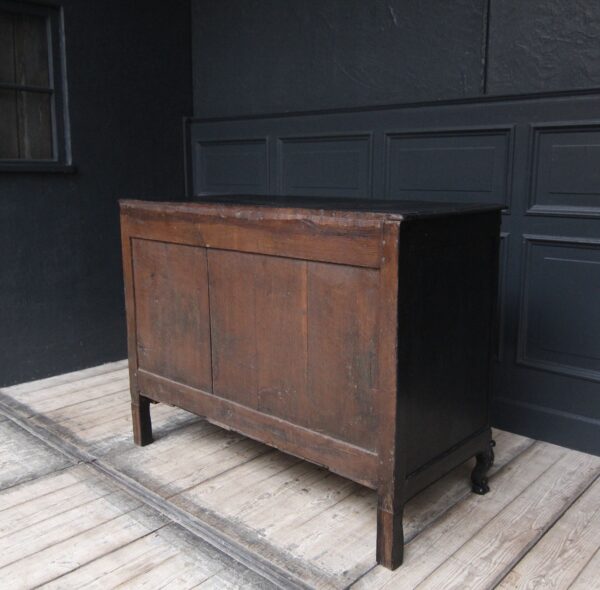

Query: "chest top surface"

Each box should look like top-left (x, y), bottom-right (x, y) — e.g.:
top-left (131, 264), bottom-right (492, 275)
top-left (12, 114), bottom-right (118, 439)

top-left (120, 194), bottom-right (503, 222)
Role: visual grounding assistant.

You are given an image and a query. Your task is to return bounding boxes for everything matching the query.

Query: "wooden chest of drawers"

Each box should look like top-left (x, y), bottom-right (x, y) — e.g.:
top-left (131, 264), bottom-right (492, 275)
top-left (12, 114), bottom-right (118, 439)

top-left (120, 195), bottom-right (501, 569)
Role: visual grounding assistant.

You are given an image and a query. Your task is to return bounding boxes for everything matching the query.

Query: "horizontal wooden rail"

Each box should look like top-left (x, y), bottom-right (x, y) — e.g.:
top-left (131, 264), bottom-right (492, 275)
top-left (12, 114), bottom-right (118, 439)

top-left (137, 369), bottom-right (380, 489)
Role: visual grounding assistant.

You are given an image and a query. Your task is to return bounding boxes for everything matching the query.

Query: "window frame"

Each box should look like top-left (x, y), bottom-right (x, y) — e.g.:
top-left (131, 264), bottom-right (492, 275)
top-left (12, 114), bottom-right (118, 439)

top-left (0, 0), bottom-right (72, 172)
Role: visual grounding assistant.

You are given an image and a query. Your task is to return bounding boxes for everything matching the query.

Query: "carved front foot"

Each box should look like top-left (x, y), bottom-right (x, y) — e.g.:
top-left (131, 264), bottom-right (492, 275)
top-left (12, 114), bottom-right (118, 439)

top-left (471, 440), bottom-right (495, 495)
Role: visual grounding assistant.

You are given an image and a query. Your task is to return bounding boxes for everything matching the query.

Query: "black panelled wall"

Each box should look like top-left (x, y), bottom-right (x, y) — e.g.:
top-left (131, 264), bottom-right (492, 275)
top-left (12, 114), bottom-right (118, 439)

top-left (0, 1), bottom-right (192, 386)
top-left (2, 1), bottom-right (599, 455)
top-left (189, 0), bottom-right (600, 454)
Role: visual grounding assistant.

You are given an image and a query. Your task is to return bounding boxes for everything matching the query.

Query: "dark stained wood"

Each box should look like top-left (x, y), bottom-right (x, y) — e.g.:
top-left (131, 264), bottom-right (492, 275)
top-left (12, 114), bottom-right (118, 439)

top-left (189, 193), bottom-right (504, 218)
top-left (398, 214), bottom-right (500, 475)
top-left (377, 506), bottom-right (404, 570)
top-left (120, 195), bottom-right (502, 570)
top-left (131, 396), bottom-right (152, 447)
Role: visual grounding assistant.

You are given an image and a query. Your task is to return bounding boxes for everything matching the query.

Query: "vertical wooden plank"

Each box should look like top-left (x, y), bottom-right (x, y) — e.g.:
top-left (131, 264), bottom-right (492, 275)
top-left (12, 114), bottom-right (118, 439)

top-left (255, 256), bottom-right (309, 423)
top-left (120, 216), bottom-right (141, 413)
top-left (133, 239), bottom-right (212, 392)
top-left (373, 221), bottom-right (403, 569)
top-left (307, 260), bottom-right (381, 450)
top-left (209, 247), bottom-right (311, 420)
top-left (209, 247), bottom-right (386, 441)
top-left (208, 249), bottom-right (259, 407)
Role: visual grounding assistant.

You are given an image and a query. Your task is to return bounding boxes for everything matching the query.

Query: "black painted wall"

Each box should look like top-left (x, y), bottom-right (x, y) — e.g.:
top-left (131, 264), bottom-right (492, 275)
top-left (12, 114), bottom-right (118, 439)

top-left (189, 0), bottom-right (600, 455)
top-left (192, 0), bottom-right (486, 117)
top-left (0, 0), bottom-right (192, 386)
top-left (487, 0), bottom-right (600, 95)
top-left (192, 0), bottom-right (600, 117)
top-left (3, 0), bottom-right (598, 454)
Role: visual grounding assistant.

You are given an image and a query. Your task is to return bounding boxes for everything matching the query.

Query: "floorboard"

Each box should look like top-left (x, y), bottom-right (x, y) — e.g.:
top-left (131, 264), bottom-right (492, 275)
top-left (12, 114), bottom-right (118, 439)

top-left (0, 419), bottom-right (72, 491)
top-left (497, 476), bottom-right (600, 590)
top-left (415, 451), bottom-right (600, 590)
top-left (0, 423), bottom-right (276, 590)
top-left (1, 361), bottom-right (599, 590)
top-left (569, 547), bottom-right (600, 590)
top-left (2, 361), bottom-right (127, 397)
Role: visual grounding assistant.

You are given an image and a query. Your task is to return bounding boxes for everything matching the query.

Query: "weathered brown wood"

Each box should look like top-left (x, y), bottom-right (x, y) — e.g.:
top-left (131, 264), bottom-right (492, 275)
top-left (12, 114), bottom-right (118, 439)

top-left (254, 257), bottom-right (308, 423)
top-left (137, 369), bottom-right (380, 489)
top-left (307, 261), bottom-right (381, 450)
top-left (120, 195), bottom-right (502, 570)
top-left (207, 249), bottom-right (261, 408)
top-left (374, 221), bottom-right (403, 570)
top-left (209, 249), bottom-right (311, 421)
top-left (120, 199), bottom-right (385, 269)
top-left (132, 239), bottom-right (212, 391)
top-left (121, 213), bottom-right (142, 443)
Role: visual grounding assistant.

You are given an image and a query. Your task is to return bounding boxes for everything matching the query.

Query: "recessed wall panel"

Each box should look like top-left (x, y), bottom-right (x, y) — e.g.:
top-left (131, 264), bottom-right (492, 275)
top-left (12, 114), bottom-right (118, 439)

top-left (385, 129), bottom-right (512, 208)
top-left (194, 139), bottom-right (268, 194)
top-left (529, 125), bottom-right (600, 217)
top-left (279, 135), bottom-right (371, 197)
top-left (517, 236), bottom-right (600, 381)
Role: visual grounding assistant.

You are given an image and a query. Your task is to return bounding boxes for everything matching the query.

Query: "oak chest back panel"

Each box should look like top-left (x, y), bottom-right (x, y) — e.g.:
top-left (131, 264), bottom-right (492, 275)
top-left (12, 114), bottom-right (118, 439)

top-left (134, 238), bottom-right (381, 451)
top-left (120, 195), bottom-right (502, 569)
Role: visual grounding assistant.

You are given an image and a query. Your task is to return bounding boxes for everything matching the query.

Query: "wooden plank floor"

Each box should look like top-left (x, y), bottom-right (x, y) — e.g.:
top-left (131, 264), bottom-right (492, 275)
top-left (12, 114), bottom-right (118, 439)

top-left (1, 360), bottom-right (599, 589)
top-left (0, 410), bottom-right (276, 588)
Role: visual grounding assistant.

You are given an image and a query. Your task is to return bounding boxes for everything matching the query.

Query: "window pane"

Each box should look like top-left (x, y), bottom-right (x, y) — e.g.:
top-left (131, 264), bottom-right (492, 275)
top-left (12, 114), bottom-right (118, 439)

top-left (0, 11), bottom-right (16, 84)
top-left (0, 89), bottom-right (19, 158)
top-left (14, 12), bottom-right (50, 87)
top-left (0, 4), bottom-right (61, 164)
top-left (17, 90), bottom-right (53, 159)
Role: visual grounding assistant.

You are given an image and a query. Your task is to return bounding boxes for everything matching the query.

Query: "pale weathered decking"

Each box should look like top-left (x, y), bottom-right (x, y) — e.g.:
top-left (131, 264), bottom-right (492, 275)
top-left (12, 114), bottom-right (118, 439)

top-left (0, 360), bottom-right (599, 589)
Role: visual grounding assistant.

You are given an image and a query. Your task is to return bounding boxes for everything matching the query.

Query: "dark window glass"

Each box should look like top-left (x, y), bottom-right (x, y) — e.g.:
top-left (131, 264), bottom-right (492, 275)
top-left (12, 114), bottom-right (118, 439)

top-left (0, 6), bottom-right (57, 161)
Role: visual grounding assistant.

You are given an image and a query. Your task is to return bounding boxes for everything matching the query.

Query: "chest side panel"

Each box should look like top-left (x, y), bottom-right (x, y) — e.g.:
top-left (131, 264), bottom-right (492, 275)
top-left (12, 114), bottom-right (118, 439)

top-left (399, 213), bottom-right (500, 475)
